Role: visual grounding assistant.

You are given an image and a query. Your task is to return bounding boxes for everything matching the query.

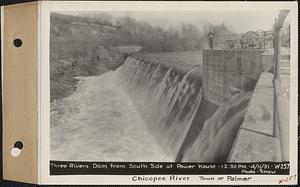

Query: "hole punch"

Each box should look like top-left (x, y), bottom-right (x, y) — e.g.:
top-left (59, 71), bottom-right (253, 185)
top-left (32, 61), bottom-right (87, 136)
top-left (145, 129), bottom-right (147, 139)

top-left (14, 141), bottom-right (23, 149)
top-left (10, 141), bottom-right (23, 157)
top-left (13, 38), bottom-right (23, 47)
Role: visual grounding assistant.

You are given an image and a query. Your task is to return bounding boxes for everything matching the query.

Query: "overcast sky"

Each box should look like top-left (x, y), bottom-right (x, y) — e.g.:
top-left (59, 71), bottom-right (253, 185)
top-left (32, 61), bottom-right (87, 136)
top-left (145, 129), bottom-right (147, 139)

top-left (60, 10), bottom-right (290, 33)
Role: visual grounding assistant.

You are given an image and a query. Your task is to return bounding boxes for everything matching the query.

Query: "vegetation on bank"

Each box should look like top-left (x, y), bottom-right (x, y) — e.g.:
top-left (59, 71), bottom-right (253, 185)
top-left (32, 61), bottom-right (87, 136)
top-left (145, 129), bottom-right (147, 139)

top-left (51, 12), bottom-right (233, 52)
top-left (50, 12), bottom-right (233, 101)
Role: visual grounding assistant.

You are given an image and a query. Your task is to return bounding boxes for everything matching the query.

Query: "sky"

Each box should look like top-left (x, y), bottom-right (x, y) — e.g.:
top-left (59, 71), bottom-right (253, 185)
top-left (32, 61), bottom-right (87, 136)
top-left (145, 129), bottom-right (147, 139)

top-left (60, 10), bottom-right (290, 33)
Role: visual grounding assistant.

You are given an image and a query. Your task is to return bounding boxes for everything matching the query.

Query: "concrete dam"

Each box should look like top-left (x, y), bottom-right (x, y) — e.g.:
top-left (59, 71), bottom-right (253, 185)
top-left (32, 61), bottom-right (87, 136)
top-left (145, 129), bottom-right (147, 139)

top-left (117, 49), bottom-right (265, 162)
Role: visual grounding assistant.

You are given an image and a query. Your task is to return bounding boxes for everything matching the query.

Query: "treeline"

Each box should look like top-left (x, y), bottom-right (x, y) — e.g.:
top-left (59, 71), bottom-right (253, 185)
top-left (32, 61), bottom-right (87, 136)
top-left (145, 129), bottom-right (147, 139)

top-left (51, 12), bottom-right (234, 52)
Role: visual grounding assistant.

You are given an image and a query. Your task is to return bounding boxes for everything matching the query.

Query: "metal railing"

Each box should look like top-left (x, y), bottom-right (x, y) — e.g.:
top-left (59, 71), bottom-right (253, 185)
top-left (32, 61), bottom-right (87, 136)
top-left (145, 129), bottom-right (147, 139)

top-left (225, 30), bottom-right (274, 49)
top-left (202, 27), bottom-right (289, 50)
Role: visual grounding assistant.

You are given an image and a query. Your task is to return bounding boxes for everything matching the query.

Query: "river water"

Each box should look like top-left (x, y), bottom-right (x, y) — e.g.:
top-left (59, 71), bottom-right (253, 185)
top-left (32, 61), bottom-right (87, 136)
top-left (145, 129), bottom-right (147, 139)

top-left (50, 71), bottom-right (170, 161)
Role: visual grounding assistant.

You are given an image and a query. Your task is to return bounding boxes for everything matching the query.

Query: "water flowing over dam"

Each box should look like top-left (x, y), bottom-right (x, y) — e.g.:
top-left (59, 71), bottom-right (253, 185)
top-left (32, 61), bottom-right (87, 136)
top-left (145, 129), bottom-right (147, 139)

top-left (118, 56), bottom-right (203, 160)
top-left (182, 92), bottom-right (252, 162)
top-left (117, 50), bottom-right (263, 162)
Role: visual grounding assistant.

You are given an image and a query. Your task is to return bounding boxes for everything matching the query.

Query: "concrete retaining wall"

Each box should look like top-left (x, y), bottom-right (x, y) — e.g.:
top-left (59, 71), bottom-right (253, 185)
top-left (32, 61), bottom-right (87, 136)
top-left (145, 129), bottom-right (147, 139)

top-left (229, 72), bottom-right (282, 162)
top-left (202, 49), bottom-right (264, 105)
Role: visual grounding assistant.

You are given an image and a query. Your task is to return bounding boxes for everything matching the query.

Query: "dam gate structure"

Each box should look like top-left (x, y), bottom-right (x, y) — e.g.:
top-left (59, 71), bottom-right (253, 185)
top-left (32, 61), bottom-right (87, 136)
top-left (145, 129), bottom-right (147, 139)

top-left (202, 49), bottom-right (263, 105)
top-left (181, 49), bottom-right (264, 162)
top-left (118, 49), bottom-right (266, 162)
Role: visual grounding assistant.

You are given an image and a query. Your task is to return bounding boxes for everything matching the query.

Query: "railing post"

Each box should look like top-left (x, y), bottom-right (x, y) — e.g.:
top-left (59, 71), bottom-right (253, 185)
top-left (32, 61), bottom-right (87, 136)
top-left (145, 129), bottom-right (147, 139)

top-left (273, 25), bottom-right (282, 80)
top-left (273, 10), bottom-right (290, 161)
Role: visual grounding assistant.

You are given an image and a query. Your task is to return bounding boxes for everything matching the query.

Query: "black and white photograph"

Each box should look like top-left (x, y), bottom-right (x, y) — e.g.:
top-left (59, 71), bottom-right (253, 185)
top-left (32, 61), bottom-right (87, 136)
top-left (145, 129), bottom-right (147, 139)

top-left (49, 8), bottom-right (291, 164)
top-left (1, 1), bottom-right (297, 185)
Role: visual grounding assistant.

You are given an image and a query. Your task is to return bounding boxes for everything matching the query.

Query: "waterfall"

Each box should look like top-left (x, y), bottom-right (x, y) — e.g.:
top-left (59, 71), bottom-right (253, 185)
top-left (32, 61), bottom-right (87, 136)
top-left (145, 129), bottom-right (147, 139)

top-left (182, 92), bottom-right (253, 162)
top-left (117, 55), bottom-right (253, 162)
top-left (117, 56), bottom-right (203, 160)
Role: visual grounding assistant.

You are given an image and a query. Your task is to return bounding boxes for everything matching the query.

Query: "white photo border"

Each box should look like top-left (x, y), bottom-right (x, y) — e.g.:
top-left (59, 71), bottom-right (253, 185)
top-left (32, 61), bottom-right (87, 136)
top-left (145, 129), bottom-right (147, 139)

top-left (39, 1), bottom-right (298, 185)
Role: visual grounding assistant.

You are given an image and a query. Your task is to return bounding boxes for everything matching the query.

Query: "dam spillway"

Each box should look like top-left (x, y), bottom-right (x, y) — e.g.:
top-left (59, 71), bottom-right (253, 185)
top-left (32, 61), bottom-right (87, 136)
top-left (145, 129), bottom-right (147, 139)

top-left (118, 55), bottom-right (203, 160)
top-left (51, 49), bottom-right (265, 162)
top-left (117, 49), bottom-right (264, 162)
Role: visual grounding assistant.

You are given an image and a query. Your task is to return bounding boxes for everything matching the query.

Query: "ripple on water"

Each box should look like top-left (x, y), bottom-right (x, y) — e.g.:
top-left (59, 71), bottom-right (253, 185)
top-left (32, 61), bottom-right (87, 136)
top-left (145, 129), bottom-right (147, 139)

top-left (51, 72), bottom-right (171, 162)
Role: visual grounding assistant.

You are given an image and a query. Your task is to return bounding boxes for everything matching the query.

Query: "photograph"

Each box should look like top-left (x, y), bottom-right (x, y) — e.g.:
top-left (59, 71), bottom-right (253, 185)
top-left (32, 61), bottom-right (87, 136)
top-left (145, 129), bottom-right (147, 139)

top-left (1, 1), bottom-right (297, 185)
top-left (49, 9), bottom-right (291, 163)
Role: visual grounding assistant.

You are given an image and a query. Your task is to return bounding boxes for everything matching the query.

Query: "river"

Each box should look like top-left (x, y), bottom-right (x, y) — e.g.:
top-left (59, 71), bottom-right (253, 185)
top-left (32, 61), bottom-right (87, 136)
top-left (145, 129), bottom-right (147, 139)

top-left (50, 71), bottom-right (170, 161)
